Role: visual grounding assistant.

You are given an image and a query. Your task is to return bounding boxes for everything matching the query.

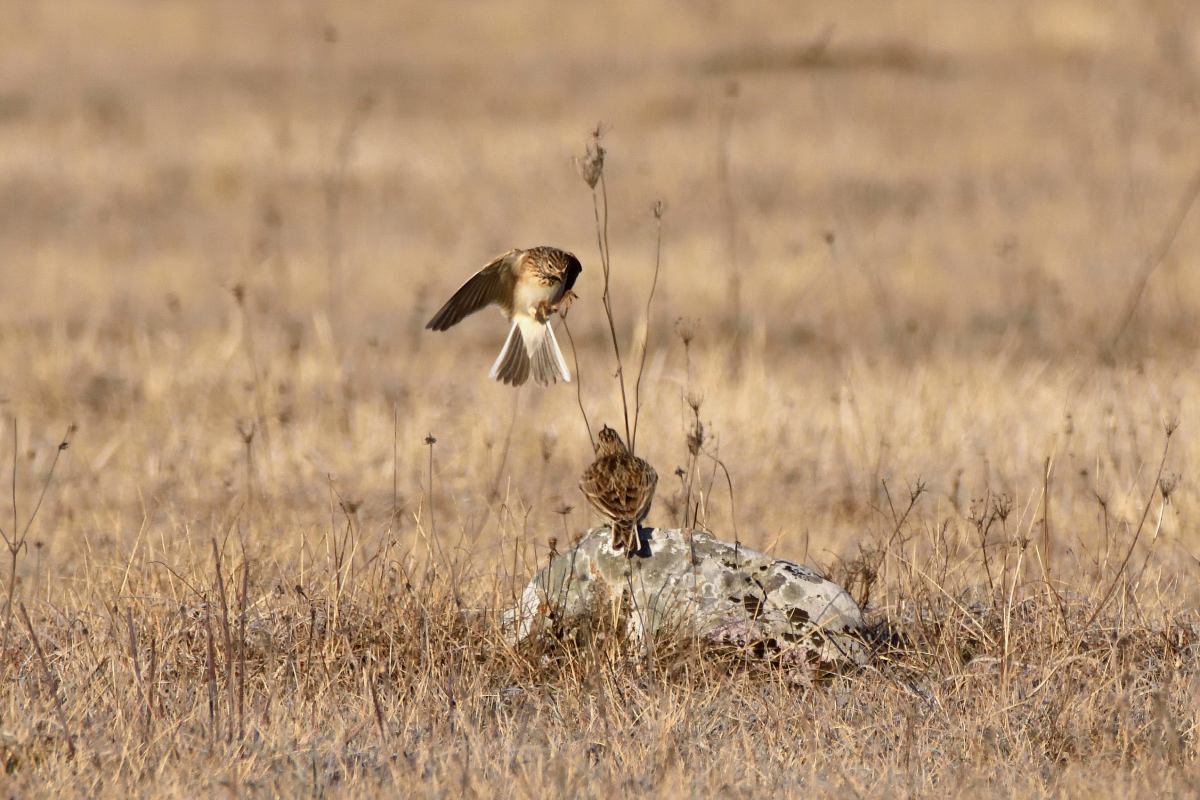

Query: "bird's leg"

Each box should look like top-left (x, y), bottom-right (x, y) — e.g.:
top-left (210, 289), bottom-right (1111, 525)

top-left (615, 522), bottom-right (638, 556)
top-left (535, 292), bottom-right (576, 324)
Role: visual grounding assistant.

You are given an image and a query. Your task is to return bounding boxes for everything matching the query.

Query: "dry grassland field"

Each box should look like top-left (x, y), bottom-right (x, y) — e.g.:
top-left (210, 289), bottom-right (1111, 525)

top-left (3, 1), bottom-right (1200, 797)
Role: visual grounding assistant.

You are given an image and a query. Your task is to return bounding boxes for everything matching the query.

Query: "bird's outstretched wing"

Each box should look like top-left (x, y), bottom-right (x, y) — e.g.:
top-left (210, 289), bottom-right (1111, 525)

top-left (425, 250), bottom-right (519, 331)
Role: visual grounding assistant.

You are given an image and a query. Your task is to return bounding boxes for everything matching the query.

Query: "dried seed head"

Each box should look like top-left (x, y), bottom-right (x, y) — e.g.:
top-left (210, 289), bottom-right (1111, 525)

top-left (994, 493), bottom-right (1013, 522)
top-left (576, 126), bottom-right (606, 189)
top-left (674, 318), bottom-right (696, 347)
top-left (231, 283), bottom-right (246, 306)
top-left (1159, 472), bottom-right (1180, 501)
top-left (652, 199), bottom-right (665, 220)
top-left (237, 419), bottom-right (256, 444)
top-left (540, 432), bottom-right (557, 463)
top-left (686, 391), bottom-right (704, 413)
top-left (554, 503), bottom-right (574, 516)
top-left (424, 434), bottom-right (437, 446)
top-left (687, 419), bottom-right (705, 456)
top-left (967, 497), bottom-right (987, 527)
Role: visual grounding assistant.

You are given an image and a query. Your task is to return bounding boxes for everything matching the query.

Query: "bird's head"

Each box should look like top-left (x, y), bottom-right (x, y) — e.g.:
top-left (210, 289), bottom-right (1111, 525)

top-left (596, 425), bottom-right (626, 456)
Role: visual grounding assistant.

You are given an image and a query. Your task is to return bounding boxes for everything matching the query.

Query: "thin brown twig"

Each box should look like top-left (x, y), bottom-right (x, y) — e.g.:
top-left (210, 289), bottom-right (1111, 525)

top-left (204, 602), bottom-right (218, 746)
top-left (369, 666), bottom-right (388, 742)
top-left (631, 201), bottom-right (664, 455)
top-left (716, 82), bottom-right (743, 348)
top-left (324, 93), bottom-right (376, 337)
top-left (9, 417), bottom-right (16, 550)
top-left (579, 128), bottom-right (633, 447)
top-left (19, 424), bottom-right (73, 541)
top-left (211, 539), bottom-right (235, 743)
top-left (1083, 425), bottom-right (1174, 630)
top-left (19, 602), bottom-right (75, 758)
top-left (488, 392), bottom-right (520, 502)
top-left (706, 451), bottom-right (741, 551)
top-left (238, 559), bottom-right (248, 743)
top-left (1107, 163), bottom-right (1200, 353)
top-left (392, 403), bottom-right (399, 522)
top-left (4, 422), bottom-right (72, 643)
top-left (593, 176), bottom-right (632, 446)
top-left (146, 634), bottom-right (158, 723)
top-left (876, 479), bottom-right (926, 575)
top-left (559, 317), bottom-right (594, 449)
top-left (1042, 455), bottom-right (1054, 584)
top-left (125, 607), bottom-right (151, 735)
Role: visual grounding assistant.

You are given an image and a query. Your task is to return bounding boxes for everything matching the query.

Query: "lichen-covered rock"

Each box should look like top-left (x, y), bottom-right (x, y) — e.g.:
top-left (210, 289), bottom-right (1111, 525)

top-left (504, 527), bottom-right (868, 670)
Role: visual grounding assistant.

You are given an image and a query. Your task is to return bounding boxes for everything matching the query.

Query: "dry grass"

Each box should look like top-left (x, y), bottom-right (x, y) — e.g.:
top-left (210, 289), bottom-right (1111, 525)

top-left (3, 1), bottom-right (1200, 796)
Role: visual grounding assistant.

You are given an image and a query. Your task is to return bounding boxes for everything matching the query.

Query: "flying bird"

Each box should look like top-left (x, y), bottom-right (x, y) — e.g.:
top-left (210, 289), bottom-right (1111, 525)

top-left (425, 246), bottom-right (582, 386)
top-left (579, 426), bottom-right (658, 555)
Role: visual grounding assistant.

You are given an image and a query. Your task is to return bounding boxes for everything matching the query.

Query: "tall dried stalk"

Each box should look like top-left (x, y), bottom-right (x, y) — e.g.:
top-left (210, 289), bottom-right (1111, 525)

top-left (1083, 422), bottom-right (1175, 630)
top-left (19, 602), bottom-right (75, 758)
top-left (575, 128), bottom-right (668, 459)
top-left (559, 316), bottom-right (595, 449)
top-left (323, 93), bottom-right (375, 338)
top-left (716, 81), bottom-right (743, 350)
top-left (631, 201), bottom-right (664, 455)
top-left (1107, 164), bottom-right (1200, 354)
top-left (577, 127), bottom-right (632, 448)
top-left (2, 421), bottom-right (72, 632)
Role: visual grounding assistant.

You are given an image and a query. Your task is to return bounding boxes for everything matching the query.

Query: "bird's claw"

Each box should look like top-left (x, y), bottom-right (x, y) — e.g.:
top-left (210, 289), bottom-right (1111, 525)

top-left (556, 290), bottom-right (579, 319)
top-left (534, 290), bottom-right (579, 323)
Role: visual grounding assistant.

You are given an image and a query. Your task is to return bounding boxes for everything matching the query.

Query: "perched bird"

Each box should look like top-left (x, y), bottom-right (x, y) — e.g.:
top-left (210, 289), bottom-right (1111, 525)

top-left (425, 246), bottom-right (582, 386)
top-left (579, 426), bottom-right (658, 555)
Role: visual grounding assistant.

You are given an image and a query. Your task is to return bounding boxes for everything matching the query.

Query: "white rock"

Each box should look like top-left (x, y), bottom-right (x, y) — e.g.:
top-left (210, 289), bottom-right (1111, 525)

top-left (504, 527), bottom-right (868, 670)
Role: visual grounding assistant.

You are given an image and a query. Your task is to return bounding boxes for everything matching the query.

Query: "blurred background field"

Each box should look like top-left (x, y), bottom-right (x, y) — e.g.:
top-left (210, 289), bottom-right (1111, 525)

top-left (2, 1), bottom-right (1200, 796)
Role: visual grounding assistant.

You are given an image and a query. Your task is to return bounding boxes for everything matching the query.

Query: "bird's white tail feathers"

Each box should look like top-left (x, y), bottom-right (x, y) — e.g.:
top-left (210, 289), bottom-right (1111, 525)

top-left (535, 321), bottom-right (572, 384)
top-left (488, 317), bottom-right (571, 387)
